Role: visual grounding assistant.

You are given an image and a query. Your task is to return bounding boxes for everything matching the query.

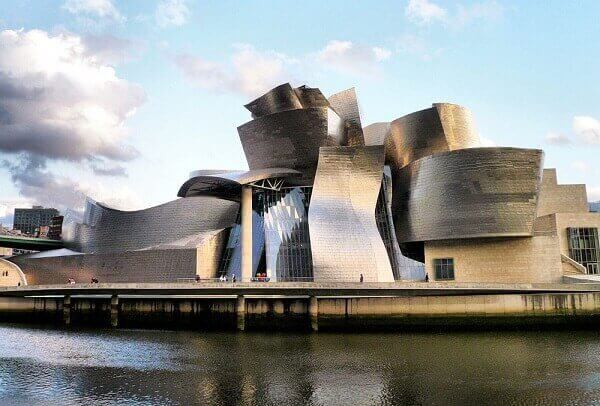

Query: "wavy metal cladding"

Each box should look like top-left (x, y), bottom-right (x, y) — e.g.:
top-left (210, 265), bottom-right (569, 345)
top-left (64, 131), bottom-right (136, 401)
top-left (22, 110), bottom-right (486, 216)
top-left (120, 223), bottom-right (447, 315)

top-left (392, 147), bottom-right (544, 244)
top-left (385, 103), bottom-right (480, 169)
top-left (238, 107), bottom-right (344, 185)
top-left (65, 196), bottom-right (239, 254)
top-left (363, 122), bottom-right (390, 146)
top-left (328, 88), bottom-right (365, 146)
top-left (309, 146), bottom-right (395, 282)
top-left (244, 83), bottom-right (303, 118)
top-left (177, 168), bottom-right (301, 199)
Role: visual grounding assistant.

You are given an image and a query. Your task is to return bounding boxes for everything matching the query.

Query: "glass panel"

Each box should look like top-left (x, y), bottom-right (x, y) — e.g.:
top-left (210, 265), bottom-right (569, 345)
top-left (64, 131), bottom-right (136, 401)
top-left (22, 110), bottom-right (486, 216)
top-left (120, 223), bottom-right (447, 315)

top-left (567, 227), bottom-right (600, 275)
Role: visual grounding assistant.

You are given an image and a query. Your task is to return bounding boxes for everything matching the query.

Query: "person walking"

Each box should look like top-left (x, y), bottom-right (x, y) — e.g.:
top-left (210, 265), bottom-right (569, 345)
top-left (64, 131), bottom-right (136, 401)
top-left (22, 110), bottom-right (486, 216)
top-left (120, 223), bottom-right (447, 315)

top-left (232, 274), bottom-right (236, 283)
top-left (360, 273), bottom-right (364, 283)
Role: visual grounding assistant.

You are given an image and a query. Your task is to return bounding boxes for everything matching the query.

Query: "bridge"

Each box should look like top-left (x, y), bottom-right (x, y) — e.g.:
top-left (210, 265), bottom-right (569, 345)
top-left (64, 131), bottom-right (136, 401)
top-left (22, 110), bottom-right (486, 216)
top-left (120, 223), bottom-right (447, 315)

top-left (0, 235), bottom-right (64, 251)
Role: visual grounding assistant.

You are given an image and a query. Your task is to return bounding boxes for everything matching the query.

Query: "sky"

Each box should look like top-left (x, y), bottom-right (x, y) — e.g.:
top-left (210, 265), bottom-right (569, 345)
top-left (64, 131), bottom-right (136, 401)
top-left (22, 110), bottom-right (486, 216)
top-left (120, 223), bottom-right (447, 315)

top-left (0, 0), bottom-right (599, 226)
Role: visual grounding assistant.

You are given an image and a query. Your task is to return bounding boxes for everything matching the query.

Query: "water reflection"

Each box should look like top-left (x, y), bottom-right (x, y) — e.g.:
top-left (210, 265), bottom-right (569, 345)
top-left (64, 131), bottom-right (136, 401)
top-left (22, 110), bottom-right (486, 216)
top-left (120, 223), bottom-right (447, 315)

top-left (1, 325), bottom-right (600, 404)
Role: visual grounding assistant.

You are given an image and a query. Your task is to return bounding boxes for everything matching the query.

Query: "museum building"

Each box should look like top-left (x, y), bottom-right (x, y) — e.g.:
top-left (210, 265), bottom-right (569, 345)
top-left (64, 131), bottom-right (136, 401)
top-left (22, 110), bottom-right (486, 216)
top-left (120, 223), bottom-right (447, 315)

top-left (8, 83), bottom-right (600, 285)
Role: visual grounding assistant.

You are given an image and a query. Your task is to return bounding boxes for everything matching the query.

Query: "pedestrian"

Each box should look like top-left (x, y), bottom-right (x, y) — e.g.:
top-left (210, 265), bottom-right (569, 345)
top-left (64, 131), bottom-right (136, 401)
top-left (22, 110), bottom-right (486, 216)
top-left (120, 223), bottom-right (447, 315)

top-left (360, 273), bottom-right (364, 283)
top-left (425, 273), bottom-right (429, 282)
top-left (232, 274), bottom-right (236, 283)
top-left (195, 275), bottom-right (200, 283)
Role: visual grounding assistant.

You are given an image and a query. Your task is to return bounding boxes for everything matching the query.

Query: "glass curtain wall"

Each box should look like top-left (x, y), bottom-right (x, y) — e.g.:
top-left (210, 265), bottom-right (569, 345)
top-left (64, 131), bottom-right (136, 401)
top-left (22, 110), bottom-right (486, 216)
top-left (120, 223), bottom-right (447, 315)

top-left (568, 227), bottom-right (600, 274)
top-left (259, 186), bottom-right (313, 281)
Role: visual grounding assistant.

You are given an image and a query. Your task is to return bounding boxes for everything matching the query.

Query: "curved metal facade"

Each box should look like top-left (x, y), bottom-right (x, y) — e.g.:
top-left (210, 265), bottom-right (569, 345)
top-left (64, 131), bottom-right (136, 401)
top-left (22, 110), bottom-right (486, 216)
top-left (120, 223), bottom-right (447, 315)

top-left (384, 103), bottom-right (480, 169)
top-left (391, 147), bottom-right (544, 244)
top-left (65, 196), bottom-right (239, 254)
top-left (363, 122), bottom-right (390, 146)
top-left (309, 146), bottom-right (394, 282)
top-left (178, 168), bottom-right (301, 199)
top-left (328, 88), bottom-right (365, 146)
top-left (244, 83), bottom-right (303, 118)
top-left (238, 107), bottom-right (344, 185)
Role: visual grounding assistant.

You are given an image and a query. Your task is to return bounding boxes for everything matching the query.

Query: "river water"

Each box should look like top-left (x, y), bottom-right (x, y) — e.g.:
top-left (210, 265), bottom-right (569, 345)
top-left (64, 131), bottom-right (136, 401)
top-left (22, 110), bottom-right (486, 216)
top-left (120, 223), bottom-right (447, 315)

top-left (1, 324), bottom-right (600, 405)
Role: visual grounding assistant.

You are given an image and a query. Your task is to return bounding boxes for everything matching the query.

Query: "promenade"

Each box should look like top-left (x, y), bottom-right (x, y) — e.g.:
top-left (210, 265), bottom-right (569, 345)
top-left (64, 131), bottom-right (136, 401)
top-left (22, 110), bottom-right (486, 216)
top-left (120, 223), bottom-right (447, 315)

top-left (2, 281), bottom-right (600, 331)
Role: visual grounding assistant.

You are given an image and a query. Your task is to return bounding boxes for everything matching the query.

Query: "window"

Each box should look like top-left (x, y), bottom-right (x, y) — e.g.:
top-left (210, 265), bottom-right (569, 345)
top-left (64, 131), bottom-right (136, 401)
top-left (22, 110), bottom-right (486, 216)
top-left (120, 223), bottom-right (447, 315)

top-left (568, 228), bottom-right (600, 274)
top-left (434, 258), bottom-right (455, 280)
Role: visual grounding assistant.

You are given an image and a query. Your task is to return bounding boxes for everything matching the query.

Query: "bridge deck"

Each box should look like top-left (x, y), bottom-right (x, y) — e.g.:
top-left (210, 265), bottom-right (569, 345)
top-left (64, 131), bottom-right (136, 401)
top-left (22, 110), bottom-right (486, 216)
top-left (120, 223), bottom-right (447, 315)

top-left (2, 282), bottom-right (600, 298)
top-left (0, 235), bottom-right (64, 251)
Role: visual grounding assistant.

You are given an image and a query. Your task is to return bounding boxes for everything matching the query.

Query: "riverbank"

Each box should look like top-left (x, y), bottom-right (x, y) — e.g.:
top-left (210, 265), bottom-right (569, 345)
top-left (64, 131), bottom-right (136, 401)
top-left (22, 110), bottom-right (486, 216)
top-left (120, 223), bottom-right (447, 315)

top-left (2, 282), bottom-right (600, 331)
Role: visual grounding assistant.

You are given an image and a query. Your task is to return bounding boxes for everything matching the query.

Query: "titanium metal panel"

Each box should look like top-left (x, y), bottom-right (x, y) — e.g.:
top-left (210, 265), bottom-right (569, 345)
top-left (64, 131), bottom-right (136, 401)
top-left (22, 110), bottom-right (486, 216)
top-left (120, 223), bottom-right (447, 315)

top-left (328, 88), bottom-right (365, 146)
top-left (392, 147), bottom-right (544, 244)
top-left (385, 103), bottom-right (480, 169)
top-left (376, 167), bottom-right (426, 280)
top-left (294, 85), bottom-right (329, 108)
top-left (244, 83), bottom-right (303, 118)
top-left (178, 168), bottom-right (301, 198)
top-left (309, 146), bottom-right (394, 282)
top-left (65, 196), bottom-right (239, 254)
top-left (363, 122), bottom-right (390, 146)
top-left (12, 248), bottom-right (199, 284)
top-left (238, 107), bottom-right (344, 185)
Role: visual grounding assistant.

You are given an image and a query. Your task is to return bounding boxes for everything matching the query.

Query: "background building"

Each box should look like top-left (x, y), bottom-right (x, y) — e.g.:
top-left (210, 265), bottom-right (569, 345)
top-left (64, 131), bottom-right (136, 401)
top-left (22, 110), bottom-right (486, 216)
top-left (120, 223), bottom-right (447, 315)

top-left (13, 206), bottom-right (59, 235)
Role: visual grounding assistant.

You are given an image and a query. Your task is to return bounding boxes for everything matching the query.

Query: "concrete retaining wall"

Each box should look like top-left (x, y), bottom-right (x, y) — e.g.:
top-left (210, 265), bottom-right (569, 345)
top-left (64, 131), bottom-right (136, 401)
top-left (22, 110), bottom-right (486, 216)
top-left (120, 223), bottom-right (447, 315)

top-left (2, 292), bottom-right (600, 331)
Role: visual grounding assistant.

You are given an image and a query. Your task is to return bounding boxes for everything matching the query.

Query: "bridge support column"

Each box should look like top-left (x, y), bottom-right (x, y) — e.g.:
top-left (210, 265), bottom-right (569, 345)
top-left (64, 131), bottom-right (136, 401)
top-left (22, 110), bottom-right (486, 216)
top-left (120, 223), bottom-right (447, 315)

top-left (241, 186), bottom-right (253, 282)
top-left (63, 295), bottom-right (71, 326)
top-left (309, 296), bottom-right (318, 332)
top-left (110, 294), bottom-right (119, 328)
top-left (236, 295), bottom-right (246, 331)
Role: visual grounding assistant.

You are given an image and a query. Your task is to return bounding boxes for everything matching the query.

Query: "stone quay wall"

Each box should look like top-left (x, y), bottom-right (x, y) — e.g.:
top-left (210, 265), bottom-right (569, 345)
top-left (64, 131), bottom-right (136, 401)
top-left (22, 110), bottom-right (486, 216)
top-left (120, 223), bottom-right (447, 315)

top-left (3, 291), bottom-right (600, 331)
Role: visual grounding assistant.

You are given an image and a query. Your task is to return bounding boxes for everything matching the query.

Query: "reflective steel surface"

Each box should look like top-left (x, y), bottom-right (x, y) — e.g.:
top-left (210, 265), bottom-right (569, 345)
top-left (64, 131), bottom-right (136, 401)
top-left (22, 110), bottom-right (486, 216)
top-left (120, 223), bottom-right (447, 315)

top-left (244, 83), bottom-right (303, 118)
top-left (65, 197), bottom-right (238, 254)
top-left (178, 168), bottom-right (301, 199)
top-left (376, 167), bottom-right (426, 280)
top-left (3, 325), bottom-right (600, 405)
top-left (328, 87), bottom-right (365, 146)
top-left (238, 107), bottom-right (344, 185)
top-left (392, 147), bottom-right (544, 244)
top-left (309, 146), bottom-right (394, 282)
top-left (384, 103), bottom-right (480, 169)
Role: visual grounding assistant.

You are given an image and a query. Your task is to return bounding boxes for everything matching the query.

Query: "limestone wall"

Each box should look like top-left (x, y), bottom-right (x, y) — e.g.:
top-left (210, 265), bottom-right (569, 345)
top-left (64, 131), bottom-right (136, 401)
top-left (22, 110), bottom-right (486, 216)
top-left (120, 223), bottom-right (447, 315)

top-left (423, 236), bottom-right (562, 283)
top-left (554, 213), bottom-right (600, 258)
top-left (537, 169), bottom-right (589, 217)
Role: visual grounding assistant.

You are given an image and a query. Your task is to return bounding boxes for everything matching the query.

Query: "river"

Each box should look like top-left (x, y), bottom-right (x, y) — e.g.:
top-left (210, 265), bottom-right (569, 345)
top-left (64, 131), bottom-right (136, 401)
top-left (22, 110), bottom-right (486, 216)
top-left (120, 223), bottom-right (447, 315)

top-left (1, 324), bottom-right (600, 405)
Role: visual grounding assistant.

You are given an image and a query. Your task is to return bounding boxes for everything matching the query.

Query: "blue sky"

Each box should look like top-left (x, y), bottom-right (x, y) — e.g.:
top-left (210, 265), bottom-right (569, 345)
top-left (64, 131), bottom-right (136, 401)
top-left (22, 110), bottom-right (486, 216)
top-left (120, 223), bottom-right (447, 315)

top-left (0, 0), bottom-right (599, 225)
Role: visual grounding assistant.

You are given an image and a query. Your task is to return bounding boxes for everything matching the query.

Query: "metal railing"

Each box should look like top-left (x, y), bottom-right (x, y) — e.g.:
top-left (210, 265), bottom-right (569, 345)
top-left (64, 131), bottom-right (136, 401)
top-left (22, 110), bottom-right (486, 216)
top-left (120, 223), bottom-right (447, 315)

top-left (175, 276), bottom-right (317, 283)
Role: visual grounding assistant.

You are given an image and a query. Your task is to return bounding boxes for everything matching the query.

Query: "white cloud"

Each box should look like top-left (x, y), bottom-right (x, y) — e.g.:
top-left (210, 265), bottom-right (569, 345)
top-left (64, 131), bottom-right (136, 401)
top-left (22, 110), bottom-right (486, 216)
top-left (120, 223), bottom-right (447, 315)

top-left (176, 44), bottom-right (289, 98)
top-left (63, 0), bottom-right (124, 22)
top-left (545, 132), bottom-right (571, 145)
top-left (573, 116), bottom-right (600, 145)
top-left (155, 0), bottom-right (190, 28)
top-left (175, 40), bottom-right (390, 98)
top-left (405, 0), bottom-right (447, 25)
top-left (0, 29), bottom-right (145, 212)
top-left (316, 40), bottom-right (391, 76)
top-left (405, 0), bottom-right (504, 27)
top-left (480, 136), bottom-right (496, 147)
top-left (373, 47), bottom-right (392, 62)
top-left (82, 34), bottom-right (141, 65)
